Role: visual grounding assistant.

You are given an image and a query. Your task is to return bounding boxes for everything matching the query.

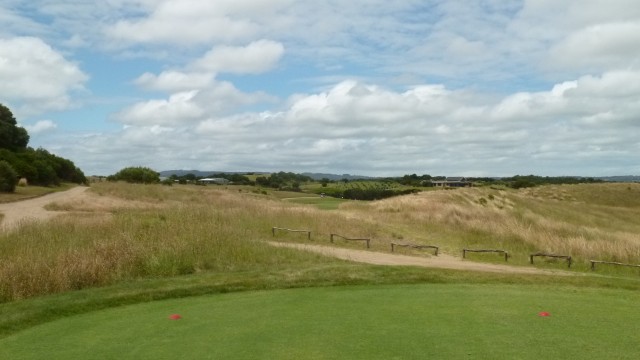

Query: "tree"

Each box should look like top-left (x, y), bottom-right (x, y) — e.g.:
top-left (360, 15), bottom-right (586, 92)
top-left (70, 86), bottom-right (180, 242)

top-left (0, 104), bottom-right (85, 186)
top-left (108, 167), bottom-right (160, 184)
top-left (0, 104), bottom-right (29, 151)
top-left (0, 160), bottom-right (18, 193)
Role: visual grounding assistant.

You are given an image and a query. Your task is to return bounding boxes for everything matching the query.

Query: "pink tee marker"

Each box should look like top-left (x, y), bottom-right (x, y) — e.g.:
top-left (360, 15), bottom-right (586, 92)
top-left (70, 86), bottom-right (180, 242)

top-left (538, 312), bottom-right (551, 317)
top-left (169, 314), bottom-right (182, 320)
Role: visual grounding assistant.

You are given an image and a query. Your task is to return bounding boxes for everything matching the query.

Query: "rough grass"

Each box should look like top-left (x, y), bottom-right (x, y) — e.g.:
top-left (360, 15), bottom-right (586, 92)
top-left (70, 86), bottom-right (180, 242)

top-left (346, 183), bottom-right (640, 268)
top-left (0, 183), bottom-right (400, 301)
top-left (2, 182), bottom-right (640, 303)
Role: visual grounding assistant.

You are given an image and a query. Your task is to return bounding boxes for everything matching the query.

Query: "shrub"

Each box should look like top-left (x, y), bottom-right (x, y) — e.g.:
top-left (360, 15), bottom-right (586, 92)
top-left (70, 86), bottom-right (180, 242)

top-left (0, 160), bottom-right (17, 193)
top-left (108, 167), bottom-right (160, 184)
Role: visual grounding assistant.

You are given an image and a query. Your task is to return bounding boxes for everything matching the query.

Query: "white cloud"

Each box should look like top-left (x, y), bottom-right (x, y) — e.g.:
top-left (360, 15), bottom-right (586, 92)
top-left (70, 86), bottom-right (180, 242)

top-left (549, 22), bottom-right (640, 72)
top-left (105, 0), bottom-right (293, 46)
top-left (24, 119), bottom-right (57, 134)
top-left (114, 91), bottom-right (204, 126)
top-left (192, 40), bottom-right (284, 74)
top-left (572, 70), bottom-right (640, 98)
top-left (69, 72), bottom-right (634, 176)
top-left (118, 79), bottom-right (275, 126)
top-left (0, 37), bottom-right (87, 114)
top-left (134, 71), bottom-right (214, 92)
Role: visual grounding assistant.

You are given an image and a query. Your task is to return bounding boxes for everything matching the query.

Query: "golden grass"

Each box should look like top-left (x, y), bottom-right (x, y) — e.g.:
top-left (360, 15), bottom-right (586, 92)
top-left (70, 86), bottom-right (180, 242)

top-left (345, 184), bottom-right (640, 265)
top-left (1, 182), bottom-right (639, 302)
top-left (0, 183), bottom-right (383, 301)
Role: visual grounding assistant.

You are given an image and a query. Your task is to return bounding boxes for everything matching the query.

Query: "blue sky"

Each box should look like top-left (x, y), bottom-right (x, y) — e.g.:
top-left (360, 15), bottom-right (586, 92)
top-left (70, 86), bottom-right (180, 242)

top-left (1, 0), bottom-right (639, 176)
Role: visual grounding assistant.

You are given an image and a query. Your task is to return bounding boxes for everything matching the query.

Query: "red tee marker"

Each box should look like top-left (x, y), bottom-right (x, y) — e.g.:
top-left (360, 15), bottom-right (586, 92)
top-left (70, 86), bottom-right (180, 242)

top-left (538, 312), bottom-right (550, 317)
top-left (169, 314), bottom-right (182, 320)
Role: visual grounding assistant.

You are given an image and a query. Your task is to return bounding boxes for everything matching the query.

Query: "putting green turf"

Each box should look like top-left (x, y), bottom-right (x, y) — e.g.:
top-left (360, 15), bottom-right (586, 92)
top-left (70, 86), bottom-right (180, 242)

top-left (1, 284), bottom-right (638, 359)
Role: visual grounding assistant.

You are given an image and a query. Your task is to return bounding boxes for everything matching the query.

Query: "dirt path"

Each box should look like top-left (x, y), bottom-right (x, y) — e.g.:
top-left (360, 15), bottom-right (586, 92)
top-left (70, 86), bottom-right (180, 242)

top-left (0, 186), bottom-right (89, 231)
top-left (268, 242), bottom-right (573, 276)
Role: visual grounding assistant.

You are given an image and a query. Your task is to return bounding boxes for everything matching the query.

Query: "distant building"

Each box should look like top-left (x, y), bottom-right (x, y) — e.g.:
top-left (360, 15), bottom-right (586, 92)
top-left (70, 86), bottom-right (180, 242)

top-left (198, 178), bottom-right (230, 185)
top-left (432, 177), bottom-right (472, 187)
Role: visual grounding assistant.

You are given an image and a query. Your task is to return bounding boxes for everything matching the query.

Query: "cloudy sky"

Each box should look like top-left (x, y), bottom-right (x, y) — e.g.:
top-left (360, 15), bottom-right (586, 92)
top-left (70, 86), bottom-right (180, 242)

top-left (1, 0), bottom-right (639, 177)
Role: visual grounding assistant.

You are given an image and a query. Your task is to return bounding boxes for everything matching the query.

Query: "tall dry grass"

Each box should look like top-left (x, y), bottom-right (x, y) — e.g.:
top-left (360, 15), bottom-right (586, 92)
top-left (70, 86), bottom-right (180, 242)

top-left (346, 184), bottom-right (640, 265)
top-left (2, 182), bottom-right (640, 301)
top-left (0, 183), bottom-right (397, 301)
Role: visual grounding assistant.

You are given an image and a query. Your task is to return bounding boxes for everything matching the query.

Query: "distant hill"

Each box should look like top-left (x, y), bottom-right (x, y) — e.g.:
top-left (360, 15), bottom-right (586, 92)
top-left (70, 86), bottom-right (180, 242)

top-left (597, 176), bottom-right (640, 182)
top-left (301, 173), bottom-right (377, 181)
top-left (159, 170), bottom-right (639, 183)
top-left (159, 170), bottom-right (269, 178)
top-left (160, 170), bottom-right (374, 181)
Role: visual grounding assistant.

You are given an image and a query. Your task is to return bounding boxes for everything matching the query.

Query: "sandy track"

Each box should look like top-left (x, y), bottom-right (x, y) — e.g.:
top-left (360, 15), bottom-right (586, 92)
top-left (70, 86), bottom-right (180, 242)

top-left (268, 241), bottom-right (572, 276)
top-left (0, 186), bottom-right (89, 231)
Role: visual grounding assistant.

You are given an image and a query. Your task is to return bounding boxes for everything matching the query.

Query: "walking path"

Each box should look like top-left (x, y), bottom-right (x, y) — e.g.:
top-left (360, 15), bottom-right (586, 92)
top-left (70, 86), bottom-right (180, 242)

top-left (0, 186), bottom-right (89, 231)
top-left (268, 241), bottom-right (573, 276)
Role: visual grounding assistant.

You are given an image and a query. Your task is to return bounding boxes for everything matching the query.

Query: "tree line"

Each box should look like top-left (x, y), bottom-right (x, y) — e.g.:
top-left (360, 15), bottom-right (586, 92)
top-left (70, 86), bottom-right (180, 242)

top-left (0, 104), bottom-right (86, 192)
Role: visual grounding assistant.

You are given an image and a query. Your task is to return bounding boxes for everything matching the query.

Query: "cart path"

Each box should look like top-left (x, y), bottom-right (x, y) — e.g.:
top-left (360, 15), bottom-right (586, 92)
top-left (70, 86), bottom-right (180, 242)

top-left (0, 186), bottom-right (89, 231)
top-left (268, 241), bottom-right (573, 276)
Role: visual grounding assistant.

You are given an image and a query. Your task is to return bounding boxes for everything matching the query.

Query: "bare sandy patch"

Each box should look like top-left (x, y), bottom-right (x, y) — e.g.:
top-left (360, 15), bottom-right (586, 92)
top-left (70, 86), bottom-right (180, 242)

top-left (268, 241), bottom-right (573, 276)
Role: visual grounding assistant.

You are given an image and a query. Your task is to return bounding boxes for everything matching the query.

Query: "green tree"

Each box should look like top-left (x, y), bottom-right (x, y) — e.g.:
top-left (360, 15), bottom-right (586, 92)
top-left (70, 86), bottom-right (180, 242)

top-left (0, 104), bottom-right (29, 151)
top-left (109, 167), bottom-right (160, 184)
top-left (0, 104), bottom-right (85, 186)
top-left (0, 160), bottom-right (18, 193)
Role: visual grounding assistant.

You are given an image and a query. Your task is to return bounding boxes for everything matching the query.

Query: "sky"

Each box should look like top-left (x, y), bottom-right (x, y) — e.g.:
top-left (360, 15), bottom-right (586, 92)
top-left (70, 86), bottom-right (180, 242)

top-left (0, 0), bottom-right (639, 177)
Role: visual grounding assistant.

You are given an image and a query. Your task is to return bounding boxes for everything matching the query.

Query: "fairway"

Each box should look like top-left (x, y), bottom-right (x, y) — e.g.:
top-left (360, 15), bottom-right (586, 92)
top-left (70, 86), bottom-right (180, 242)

top-left (283, 196), bottom-right (348, 210)
top-left (1, 284), bottom-right (638, 359)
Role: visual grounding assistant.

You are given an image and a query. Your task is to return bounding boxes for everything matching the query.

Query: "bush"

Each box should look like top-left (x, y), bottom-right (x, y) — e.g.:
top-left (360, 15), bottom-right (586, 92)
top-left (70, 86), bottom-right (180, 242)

top-left (108, 167), bottom-right (160, 184)
top-left (0, 160), bottom-right (17, 193)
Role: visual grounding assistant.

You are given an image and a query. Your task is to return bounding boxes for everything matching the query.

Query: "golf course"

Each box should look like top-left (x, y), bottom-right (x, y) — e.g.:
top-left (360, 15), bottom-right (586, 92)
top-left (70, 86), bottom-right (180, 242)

top-left (0, 181), bottom-right (639, 359)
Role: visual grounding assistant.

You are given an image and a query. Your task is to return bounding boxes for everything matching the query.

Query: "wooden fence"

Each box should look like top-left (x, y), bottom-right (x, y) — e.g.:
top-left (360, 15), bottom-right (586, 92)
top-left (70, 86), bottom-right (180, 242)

top-left (529, 253), bottom-right (572, 268)
top-left (272, 227), bottom-right (311, 240)
top-left (330, 233), bottom-right (370, 248)
top-left (391, 243), bottom-right (439, 256)
top-left (269, 227), bottom-right (621, 271)
top-left (462, 249), bottom-right (509, 262)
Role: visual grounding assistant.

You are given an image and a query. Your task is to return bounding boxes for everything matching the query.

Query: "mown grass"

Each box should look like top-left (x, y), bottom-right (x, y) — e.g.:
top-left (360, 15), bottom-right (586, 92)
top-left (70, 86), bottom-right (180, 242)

top-left (0, 261), bottom-right (639, 340)
top-left (283, 196), bottom-right (348, 210)
top-left (2, 284), bottom-right (640, 359)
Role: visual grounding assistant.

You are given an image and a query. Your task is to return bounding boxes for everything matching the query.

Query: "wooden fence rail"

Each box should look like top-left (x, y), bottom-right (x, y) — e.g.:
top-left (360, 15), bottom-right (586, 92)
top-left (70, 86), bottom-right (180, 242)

top-left (590, 260), bottom-right (640, 271)
top-left (462, 249), bottom-right (509, 262)
top-left (272, 227), bottom-right (311, 240)
top-left (529, 253), bottom-right (572, 268)
top-left (391, 243), bottom-right (439, 256)
top-left (330, 233), bottom-right (370, 248)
